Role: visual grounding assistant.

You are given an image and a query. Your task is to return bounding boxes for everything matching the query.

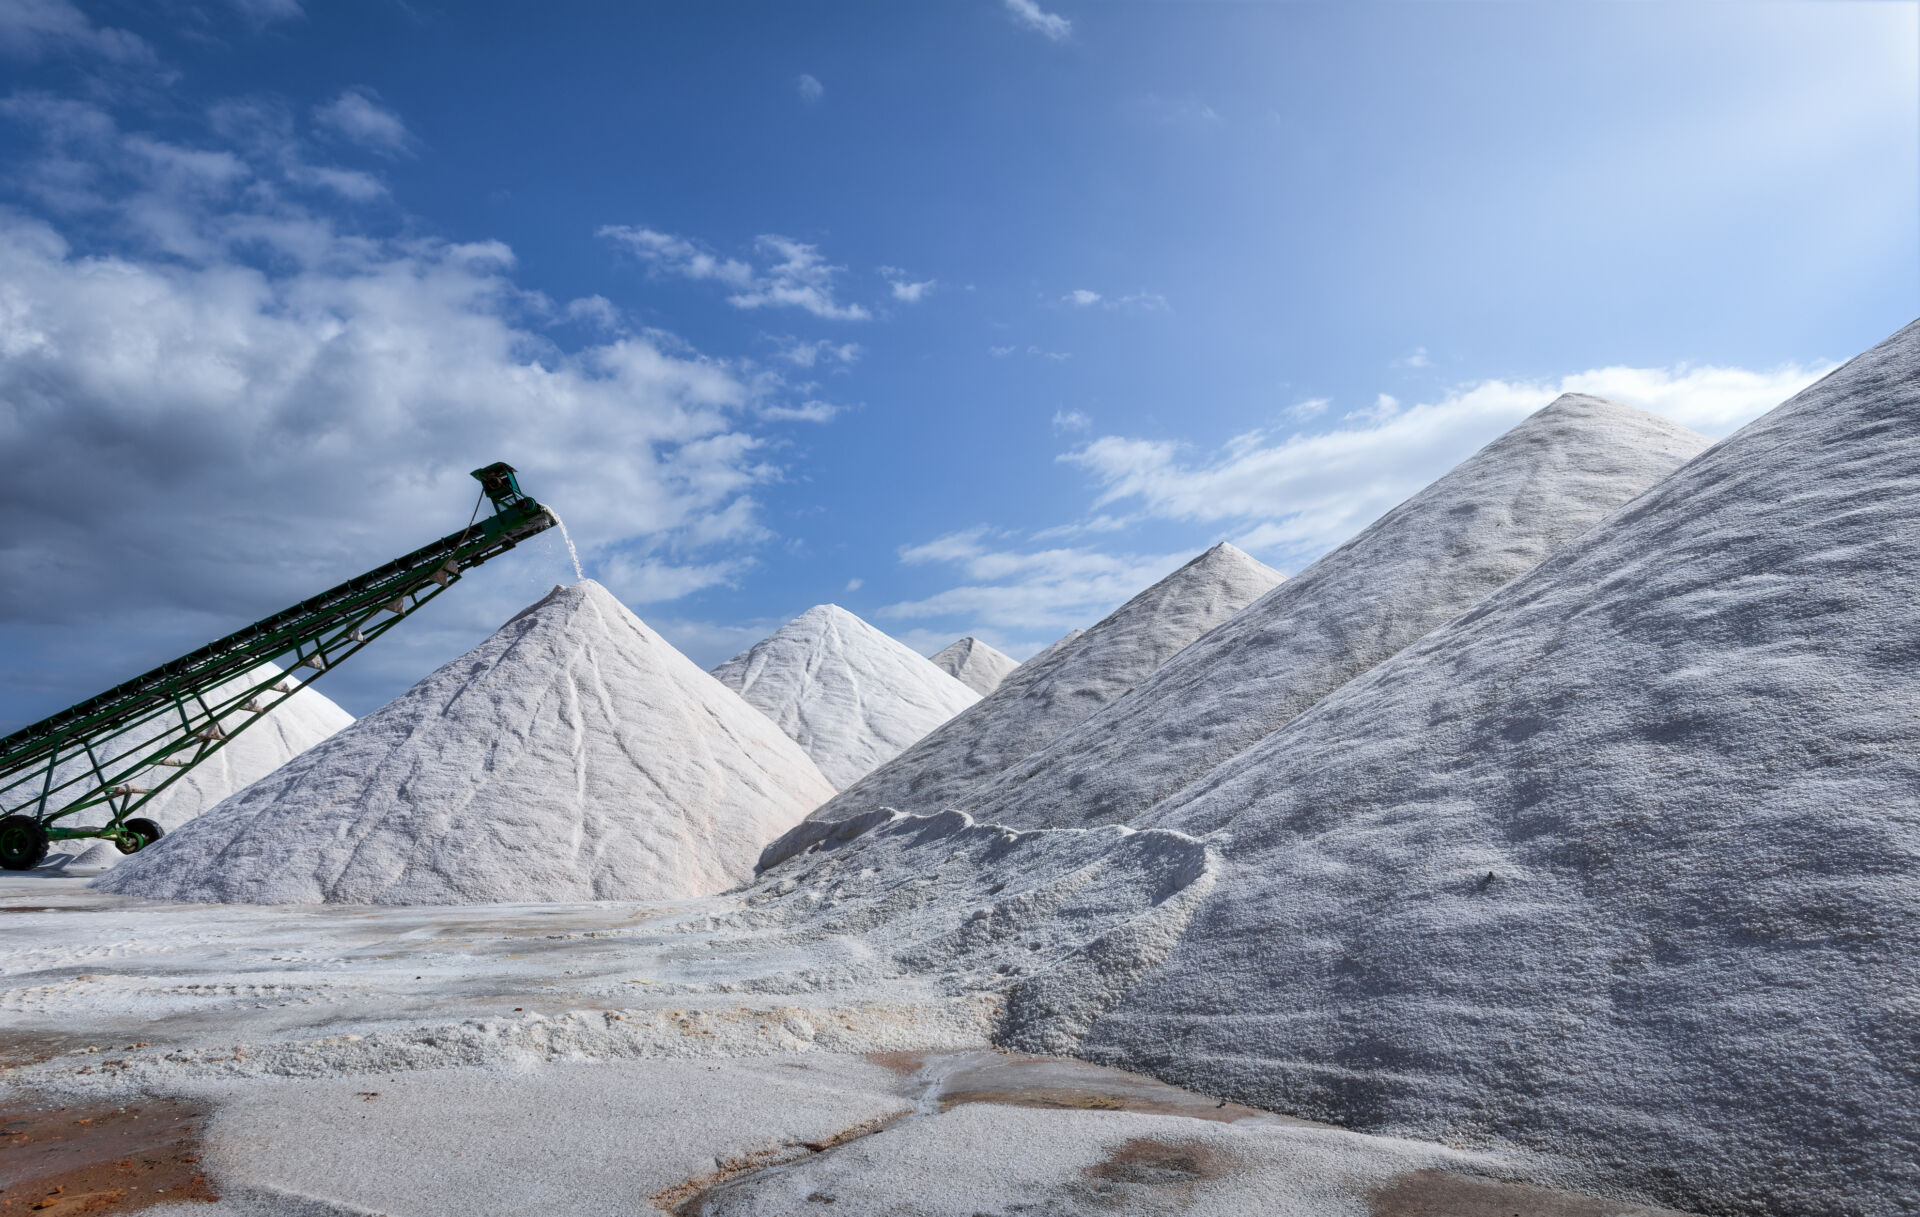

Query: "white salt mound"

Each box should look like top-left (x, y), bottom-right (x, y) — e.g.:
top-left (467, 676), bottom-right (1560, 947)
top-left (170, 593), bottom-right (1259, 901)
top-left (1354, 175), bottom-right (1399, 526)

top-left (41, 662), bottom-right (352, 871)
top-left (712, 605), bottom-right (980, 790)
top-left (928, 635), bottom-right (1020, 696)
top-left (963, 395), bottom-right (1711, 831)
top-left (1085, 319), bottom-right (1920, 1216)
top-left (769, 544), bottom-right (1280, 864)
top-left (739, 806), bottom-right (1219, 1056)
top-left (95, 580), bottom-right (834, 905)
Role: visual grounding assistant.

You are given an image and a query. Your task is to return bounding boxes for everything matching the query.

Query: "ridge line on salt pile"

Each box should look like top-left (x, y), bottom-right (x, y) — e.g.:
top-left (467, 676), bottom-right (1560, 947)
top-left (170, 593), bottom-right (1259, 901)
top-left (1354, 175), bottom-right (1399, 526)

top-left (955, 393), bottom-right (1712, 833)
top-left (711, 603), bottom-right (980, 790)
top-left (96, 580), bottom-right (834, 905)
top-left (760, 544), bottom-right (1281, 868)
top-left (1082, 317), bottom-right (1920, 1217)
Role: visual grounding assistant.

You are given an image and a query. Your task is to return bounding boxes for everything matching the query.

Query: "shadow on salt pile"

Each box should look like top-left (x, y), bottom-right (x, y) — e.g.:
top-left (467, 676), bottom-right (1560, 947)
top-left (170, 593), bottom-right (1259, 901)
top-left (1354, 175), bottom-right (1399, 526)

top-left (733, 807), bottom-right (1216, 1054)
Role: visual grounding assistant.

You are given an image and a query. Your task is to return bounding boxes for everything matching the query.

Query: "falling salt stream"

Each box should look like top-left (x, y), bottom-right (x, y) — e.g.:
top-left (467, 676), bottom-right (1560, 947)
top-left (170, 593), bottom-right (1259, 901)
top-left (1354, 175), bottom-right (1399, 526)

top-left (545, 507), bottom-right (585, 581)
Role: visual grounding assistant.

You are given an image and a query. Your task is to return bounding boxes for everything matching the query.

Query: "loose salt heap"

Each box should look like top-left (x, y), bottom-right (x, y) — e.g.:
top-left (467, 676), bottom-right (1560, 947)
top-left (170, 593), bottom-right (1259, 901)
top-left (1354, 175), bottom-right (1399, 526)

top-left (712, 605), bottom-right (980, 790)
top-left (962, 395), bottom-right (1711, 831)
top-left (1080, 320), bottom-right (1920, 1216)
top-left (96, 580), bottom-right (834, 905)
top-left (928, 635), bottom-right (1020, 696)
top-left (42, 661), bottom-right (352, 871)
top-left (770, 544), bottom-right (1280, 862)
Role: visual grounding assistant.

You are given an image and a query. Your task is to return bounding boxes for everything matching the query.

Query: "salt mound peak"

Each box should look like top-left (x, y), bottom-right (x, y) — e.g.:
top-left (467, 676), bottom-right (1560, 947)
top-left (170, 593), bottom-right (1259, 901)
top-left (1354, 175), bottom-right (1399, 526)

top-left (1089, 320), bottom-right (1920, 1214)
top-left (928, 636), bottom-right (1019, 696)
top-left (712, 604), bottom-right (979, 790)
top-left (44, 661), bottom-right (353, 871)
top-left (96, 580), bottom-right (835, 905)
top-left (768, 543), bottom-right (1281, 863)
top-left (962, 393), bottom-right (1711, 831)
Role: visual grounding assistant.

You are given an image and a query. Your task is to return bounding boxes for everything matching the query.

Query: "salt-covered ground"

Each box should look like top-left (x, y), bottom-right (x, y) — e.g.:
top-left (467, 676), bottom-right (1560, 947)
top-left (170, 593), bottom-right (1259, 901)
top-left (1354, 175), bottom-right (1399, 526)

top-left (0, 870), bottom-right (1690, 1216)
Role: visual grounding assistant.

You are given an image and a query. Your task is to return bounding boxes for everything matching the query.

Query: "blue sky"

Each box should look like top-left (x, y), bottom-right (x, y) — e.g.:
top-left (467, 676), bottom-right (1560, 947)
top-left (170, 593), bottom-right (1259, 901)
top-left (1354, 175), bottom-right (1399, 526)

top-left (0, 0), bottom-right (1913, 722)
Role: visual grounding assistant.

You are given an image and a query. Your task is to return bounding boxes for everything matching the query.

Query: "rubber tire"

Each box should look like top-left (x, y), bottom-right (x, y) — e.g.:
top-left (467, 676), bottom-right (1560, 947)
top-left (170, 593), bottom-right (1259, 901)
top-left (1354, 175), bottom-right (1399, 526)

top-left (0, 815), bottom-right (50, 871)
top-left (116, 817), bottom-right (165, 855)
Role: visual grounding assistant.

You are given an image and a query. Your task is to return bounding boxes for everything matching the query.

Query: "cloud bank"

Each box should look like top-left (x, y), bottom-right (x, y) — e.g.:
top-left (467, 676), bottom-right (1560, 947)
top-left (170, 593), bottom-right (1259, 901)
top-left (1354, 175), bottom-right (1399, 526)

top-left (0, 95), bottom-right (808, 715)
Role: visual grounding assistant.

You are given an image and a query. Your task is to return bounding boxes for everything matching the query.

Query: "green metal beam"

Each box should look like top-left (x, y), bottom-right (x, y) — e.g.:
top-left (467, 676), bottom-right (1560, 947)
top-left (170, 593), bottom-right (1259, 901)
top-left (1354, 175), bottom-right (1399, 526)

top-left (0, 462), bottom-right (556, 858)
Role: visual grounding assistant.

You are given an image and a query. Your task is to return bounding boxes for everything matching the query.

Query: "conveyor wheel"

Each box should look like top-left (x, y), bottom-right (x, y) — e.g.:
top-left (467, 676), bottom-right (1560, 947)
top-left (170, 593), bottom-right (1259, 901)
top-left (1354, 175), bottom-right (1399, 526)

top-left (0, 814), bottom-right (49, 870)
top-left (116, 817), bottom-right (165, 854)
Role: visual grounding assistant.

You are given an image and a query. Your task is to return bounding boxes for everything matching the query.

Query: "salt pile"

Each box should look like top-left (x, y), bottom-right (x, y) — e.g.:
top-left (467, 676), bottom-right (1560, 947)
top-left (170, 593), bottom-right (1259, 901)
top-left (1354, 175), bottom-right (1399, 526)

top-left (928, 636), bottom-right (1019, 696)
top-left (96, 580), bottom-right (834, 905)
top-left (711, 605), bottom-right (981, 789)
top-left (1082, 320), bottom-right (1920, 1215)
top-left (728, 807), bottom-right (1218, 1055)
top-left (963, 395), bottom-right (1711, 831)
top-left (770, 544), bottom-right (1280, 861)
top-left (43, 662), bottom-right (352, 870)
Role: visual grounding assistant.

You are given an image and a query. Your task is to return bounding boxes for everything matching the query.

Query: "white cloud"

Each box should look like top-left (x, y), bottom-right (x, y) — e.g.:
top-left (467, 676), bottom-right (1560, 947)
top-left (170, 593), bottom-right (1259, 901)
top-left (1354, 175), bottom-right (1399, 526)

top-left (313, 88), bottom-right (412, 157)
top-left (795, 73), bottom-right (824, 103)
top-left (773, 336), bottom-right (862, 367)
top-left (644, 616), bottom-right (774, 670)
top-left (598, 555), bottom-right (751, 605)
top-left (0, 0), bottom-right (152, 63)
top-left (881, 266), bottom-right (935, 303)
top-left (603, 227), bottom-right (870, 321)
top-left (760, 400), bottom-right (841, 424)
top-left (1004, 0), bottom-right (1070, 42)
top-left (283, 161), bottom-right (385, 200)
top-left (1063, 287), bottom-right (1167, 312)
top-left (844, 577), bottom-right (864, 592)
top-left (1395, 346), bottom-right (1431, 369)
top-left (565, 295), bottom-right (622, 330)
top-left (600, 225), bottom-right (755, 287)
top-left (1062, 361), bottom-right (1834, 567)
top-left (728, 235), bottom-right (870, 320)
top-left (1052, 409), bottom-right (1091, 433)
top-left (0, 101), bottom-right (797, 716)
top-left (1343, 392), bottom-right (1400, 425)
top-left (988, 345), bottom-right (1017, 357)
top-left (882, 526), bottom-right (1187, 634)
top-left (1287, 397), bottom-right (1329, 421)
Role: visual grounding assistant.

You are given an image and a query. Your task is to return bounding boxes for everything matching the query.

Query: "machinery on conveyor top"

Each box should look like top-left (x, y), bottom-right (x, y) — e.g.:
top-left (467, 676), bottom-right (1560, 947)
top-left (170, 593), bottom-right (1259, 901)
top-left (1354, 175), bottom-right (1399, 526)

top-left (0, 463), bottom-right (555, 870)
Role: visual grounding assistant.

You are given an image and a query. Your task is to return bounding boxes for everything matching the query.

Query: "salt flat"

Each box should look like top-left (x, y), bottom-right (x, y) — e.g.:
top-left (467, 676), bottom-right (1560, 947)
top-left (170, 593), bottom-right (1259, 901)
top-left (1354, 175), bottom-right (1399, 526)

top-left (0, 872), bottom-right (1689, 1217)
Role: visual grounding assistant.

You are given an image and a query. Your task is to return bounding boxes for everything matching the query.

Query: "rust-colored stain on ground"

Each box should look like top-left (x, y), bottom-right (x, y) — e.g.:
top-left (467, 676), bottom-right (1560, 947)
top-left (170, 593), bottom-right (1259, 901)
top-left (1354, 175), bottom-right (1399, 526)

top-left (1084, 1135), bottom-right (1233, 1187)
top-left (0, 1096), bottom-right (218, 1213)
top-left (651, 1115), bottom-right (898, 1216)
top-left (860, 1049), bottom-right (930, 1076)
top-left (927, 1051), bottom-right (1281, 1125)
top-left (1370, 1168), bottom-right (1696, 1217)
